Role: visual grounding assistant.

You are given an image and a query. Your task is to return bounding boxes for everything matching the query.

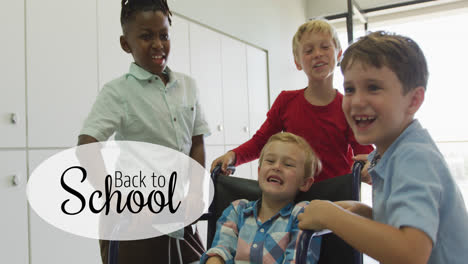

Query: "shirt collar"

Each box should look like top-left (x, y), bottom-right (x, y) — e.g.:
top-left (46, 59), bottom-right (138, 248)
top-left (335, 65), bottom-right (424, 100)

top-left (126, 63), bottom-right (178, 86)
top-left (369, 119), bottom-right (422, 179)
top-left (243, 199), bottom-right (294, 218)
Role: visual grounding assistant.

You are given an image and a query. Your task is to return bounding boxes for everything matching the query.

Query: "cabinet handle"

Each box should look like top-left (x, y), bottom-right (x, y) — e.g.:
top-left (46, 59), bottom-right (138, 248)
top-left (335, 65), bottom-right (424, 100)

top-left (217, 124), bottom-right (224, 131)
top-left (243, 126), bottom-right (249, 133)
top-left (10, 113), bottom-right (18, 124)
top-left (12, 174), bottom-right (22, 186)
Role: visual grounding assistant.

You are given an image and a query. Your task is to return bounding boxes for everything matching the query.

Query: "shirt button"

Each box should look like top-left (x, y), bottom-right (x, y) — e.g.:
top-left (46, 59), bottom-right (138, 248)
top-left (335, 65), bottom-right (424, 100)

top-left (173, 117), bottom-right (177, 122)
top-left (252, 244), bottom-right (258, 248)
top-left (260, 228), bottom-right (264, 233)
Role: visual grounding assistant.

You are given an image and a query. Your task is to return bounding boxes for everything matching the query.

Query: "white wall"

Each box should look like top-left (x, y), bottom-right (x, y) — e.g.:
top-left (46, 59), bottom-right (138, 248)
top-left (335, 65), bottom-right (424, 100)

top-left (169, 0), bottom-right (308, 101)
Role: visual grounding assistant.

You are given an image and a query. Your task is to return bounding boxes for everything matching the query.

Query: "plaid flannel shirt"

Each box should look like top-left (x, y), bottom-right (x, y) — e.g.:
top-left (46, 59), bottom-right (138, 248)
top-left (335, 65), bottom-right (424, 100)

top-left (200, 199), bottom-right (321, 264)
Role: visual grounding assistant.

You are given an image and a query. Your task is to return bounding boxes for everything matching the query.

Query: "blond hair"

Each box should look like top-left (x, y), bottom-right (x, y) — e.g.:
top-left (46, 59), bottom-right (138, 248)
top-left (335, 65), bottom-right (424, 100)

top-left (292, 18), bottom-right (342, 62)
top-left (259, 132), bottom-right (322, 179)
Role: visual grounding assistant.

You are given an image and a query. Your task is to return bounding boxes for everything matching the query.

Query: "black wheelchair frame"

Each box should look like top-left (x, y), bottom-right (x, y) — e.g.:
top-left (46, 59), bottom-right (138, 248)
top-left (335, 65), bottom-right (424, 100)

top-left (203, 162), bottom-right (364, 264)
top-left (107, 162), bottom-right (364, 264)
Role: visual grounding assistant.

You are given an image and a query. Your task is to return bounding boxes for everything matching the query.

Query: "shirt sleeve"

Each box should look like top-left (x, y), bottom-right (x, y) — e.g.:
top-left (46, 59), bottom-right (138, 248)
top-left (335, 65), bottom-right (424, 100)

top-left (200, 200), bottom-right (247, 264)
top-left (233, 92), bottom-right (285, 166)
top-left (79, 84), bottom-right (123, 141)
top-left (385, 146), bottom-right (443, 243)
top-left (191, 78), bottom-right (211, 137)
top-left (283, 202), bottom-right (321, 264)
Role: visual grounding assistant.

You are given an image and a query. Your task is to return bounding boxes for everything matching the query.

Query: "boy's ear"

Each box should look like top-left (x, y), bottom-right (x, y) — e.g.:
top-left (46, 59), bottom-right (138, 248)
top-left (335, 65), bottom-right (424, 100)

top-left (294, 58), bottom-right (303, 71)
top-left (120, 35), bottom-right (131, 53)
top-left (299, 177), bottom-right (314, 192)
top-left (407, 86), bottom-right (425, 115)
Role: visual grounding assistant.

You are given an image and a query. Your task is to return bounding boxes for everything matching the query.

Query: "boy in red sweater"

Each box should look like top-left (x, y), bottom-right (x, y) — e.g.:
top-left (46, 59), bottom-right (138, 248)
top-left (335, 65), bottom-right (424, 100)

top-left (211, 19), bottom-right (373, 182)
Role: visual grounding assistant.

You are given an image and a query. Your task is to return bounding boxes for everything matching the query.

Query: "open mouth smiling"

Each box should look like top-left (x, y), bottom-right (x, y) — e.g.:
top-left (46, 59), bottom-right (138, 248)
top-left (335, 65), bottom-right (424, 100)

top-left (151, 54), bottom-right (166, 65)
top-left (354, 115), bottom-right (376, 127)
top-left (313, 62), bottom-right (327, 68)
top-left (267, 175), bottom-right (283, 185)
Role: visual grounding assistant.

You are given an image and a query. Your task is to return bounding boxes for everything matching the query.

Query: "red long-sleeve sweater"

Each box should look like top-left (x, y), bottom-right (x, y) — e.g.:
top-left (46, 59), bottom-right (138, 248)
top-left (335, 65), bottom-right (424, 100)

top-left (233, 88), bottom-right (374, 182)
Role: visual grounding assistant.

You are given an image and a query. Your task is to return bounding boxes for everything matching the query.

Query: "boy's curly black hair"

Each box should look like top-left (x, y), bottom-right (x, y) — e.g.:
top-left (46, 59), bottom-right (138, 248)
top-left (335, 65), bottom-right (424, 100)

top-left (120, 0), bottom-right (172, 28)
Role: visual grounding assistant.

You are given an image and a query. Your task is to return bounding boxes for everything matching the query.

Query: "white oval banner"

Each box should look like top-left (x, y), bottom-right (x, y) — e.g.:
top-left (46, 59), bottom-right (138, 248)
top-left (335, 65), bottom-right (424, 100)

top-left (26, 141), bottom-right (214, 240)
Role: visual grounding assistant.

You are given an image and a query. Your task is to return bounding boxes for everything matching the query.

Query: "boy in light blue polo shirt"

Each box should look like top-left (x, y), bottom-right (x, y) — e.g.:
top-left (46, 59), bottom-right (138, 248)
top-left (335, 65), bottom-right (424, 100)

top-left (78, 0), bottom-right (210, 263)
top-left (298, 31), bottom-right (468, 263)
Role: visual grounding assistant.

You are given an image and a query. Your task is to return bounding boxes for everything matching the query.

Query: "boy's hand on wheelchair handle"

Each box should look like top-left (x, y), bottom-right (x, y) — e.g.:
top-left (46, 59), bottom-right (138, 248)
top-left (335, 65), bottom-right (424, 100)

top-left (210, 151), bottom-right (236, 175)
top-left (353, 154), bottom-right (372, 185)
top-left (298, 200), bottom-right (340, 231)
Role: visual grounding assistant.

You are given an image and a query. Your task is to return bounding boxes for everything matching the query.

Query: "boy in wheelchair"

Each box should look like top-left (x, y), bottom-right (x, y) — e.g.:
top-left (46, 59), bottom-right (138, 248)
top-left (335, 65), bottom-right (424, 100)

top-left (200, 132), bottom-right (322, 264)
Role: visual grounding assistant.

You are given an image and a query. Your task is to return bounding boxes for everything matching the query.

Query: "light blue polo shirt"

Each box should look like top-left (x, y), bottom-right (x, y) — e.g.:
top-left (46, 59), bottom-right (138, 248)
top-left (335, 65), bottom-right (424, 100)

top-left (81, 63), bottom-right (210, 155)
top-left (369, 119), bottom-right (468, 264)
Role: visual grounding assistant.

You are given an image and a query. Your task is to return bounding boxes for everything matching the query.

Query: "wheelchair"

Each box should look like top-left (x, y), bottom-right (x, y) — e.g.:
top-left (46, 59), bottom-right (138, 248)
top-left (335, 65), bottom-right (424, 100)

top-left (107, 161), bottom-right (364, 264)
top-left (202, 161), bottom-right (364, 264)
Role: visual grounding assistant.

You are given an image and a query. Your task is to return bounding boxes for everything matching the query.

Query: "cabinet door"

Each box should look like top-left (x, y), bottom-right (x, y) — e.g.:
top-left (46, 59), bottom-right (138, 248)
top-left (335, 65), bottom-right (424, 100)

top-left (27, 0), bottom-right (98, 148)
top-left (170, 15), bottom-right (191, 76)
top-left (221, 37), bottom-right (250, 145)
top-left (29, 150), bottom-right (102, 264)
top-left (0, 0), bottom-right (26, 147)
top-left (0, 151), bottom-right (28, 264)
top-left (246, 46), bottom-right (269, 137)
top-left (189, 23), bottom-right (224, 145)
top-left (97, 0), bottom-right (132, 88)
top-left (246, 46), bottom-right (269, 179)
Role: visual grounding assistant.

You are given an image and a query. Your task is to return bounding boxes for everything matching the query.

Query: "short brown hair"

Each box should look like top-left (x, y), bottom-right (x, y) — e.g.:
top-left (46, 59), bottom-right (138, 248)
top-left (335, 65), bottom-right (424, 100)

top-left (258, 132), bottom-right (322, 179)
top-left (341, 31), bottom-right (428, 94)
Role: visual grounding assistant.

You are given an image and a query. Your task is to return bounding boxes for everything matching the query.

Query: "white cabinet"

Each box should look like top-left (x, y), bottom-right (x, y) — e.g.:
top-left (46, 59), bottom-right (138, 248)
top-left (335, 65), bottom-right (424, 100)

top-left (246, 46), bottom-right (269, 138)
top-left (170, 16), bottom-right (191, 76)
top-left (0, 0), bottom-right (26, 148)
top-left (189, 23), bottom-right (225, 145)
top-left (188, 21), bottom-right (269, 180)
top-left (246, 46), bottom-right (269, 179)
top-left (0, 151), bottom-right (29, 264)
top-left (26, 0), bottom-right (98, 148)
top-left (205, 145), bottom-right (226, 171)
top-left (221, 37), bottom-right (250, 145)
top-left (28, 150), bottom-right (102, 264)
